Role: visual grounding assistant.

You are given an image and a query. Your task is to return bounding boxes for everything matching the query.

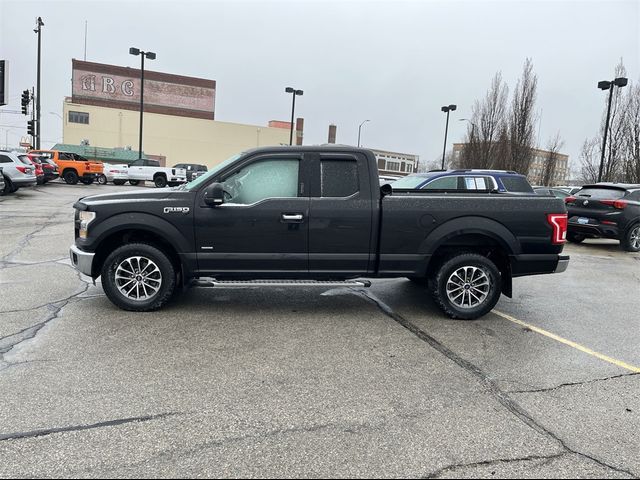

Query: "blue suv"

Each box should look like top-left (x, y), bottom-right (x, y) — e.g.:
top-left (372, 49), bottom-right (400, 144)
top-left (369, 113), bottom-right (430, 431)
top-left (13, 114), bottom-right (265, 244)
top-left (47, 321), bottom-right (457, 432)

top-left (389, 169), bottom-right (535, 193)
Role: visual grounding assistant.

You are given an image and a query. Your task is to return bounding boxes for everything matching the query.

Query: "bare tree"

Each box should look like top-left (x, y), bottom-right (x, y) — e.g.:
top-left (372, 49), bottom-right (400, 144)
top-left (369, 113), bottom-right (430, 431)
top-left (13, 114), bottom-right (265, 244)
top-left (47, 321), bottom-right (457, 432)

top-left (458, 72), bottom-right (508, 169)
top-left (622, 81), bottom-right (640, 183)
top-left (502, 58), bottom-right (538, 174)
top-left (579, 138), bottom-right (600, 184)
top-left (541, 132), bottom-right (565, 186)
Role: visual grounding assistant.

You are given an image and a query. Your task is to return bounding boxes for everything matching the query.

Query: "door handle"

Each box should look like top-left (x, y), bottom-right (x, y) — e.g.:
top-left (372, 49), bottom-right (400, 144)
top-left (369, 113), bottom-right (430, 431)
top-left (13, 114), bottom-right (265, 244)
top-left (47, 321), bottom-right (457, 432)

top-left (281, 213), bottom-right (304, 222)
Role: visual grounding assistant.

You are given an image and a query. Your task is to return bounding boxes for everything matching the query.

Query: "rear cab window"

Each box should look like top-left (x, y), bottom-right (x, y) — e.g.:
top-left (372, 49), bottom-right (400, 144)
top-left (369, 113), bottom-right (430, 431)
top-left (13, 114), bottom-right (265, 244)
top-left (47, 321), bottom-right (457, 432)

top-left (321, 160), bottom-right (359, 197)
top-left (499, 175), bottom-right (534, 193)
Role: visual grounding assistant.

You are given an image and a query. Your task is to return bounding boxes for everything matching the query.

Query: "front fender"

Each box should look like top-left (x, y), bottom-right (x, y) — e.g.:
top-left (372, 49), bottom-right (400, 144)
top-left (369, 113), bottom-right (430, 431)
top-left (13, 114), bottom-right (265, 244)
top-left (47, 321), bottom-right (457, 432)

top-left (78, 212), bottom-right (192, 254)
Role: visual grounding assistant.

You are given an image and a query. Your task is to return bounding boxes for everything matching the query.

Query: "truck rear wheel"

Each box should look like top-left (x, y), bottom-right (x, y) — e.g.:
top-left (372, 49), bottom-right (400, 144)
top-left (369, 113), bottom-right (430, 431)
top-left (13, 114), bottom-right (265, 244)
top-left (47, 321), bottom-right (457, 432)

top-left (63, 170), bottom-right (79, 185)
top-left (431, 253), bottom-right (501, 320)
top-left (154, 175), bottom-right (167, 188)
top-left (101, 243), bottom-right (176, 312)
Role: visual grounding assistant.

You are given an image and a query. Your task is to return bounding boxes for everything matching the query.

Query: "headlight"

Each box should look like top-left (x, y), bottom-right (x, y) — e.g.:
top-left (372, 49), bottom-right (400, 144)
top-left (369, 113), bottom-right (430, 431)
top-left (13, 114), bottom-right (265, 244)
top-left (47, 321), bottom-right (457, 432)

top-left (79, 211), bottom-right (96, 238)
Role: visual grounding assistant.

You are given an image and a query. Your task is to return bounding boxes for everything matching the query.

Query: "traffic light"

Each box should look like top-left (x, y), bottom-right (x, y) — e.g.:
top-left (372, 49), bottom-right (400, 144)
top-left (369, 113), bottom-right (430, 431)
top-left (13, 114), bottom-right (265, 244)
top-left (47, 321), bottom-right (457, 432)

top-left (27, 120), bottom-right (35, 136)
top-left (21, 89), bottom-right (30, 115)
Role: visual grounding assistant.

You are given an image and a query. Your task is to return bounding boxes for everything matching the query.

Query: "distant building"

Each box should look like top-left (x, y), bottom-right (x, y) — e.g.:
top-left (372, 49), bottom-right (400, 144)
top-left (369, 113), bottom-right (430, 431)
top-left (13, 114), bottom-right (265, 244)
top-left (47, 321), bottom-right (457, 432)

top-left (62, 59), bottom-right (300, 168)
top-left (452, 143), bottom-right (569, 186)
top-left (370, 148), bottom-right (419, 177)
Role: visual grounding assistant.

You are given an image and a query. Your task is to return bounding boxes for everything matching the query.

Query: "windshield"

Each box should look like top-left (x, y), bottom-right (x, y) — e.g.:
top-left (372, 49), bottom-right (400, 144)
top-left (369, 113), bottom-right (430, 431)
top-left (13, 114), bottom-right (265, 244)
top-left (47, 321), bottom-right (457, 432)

top-left (390, 174), bottom-right (434, 189)
top-left (182, 153), bottom-right (243, 190)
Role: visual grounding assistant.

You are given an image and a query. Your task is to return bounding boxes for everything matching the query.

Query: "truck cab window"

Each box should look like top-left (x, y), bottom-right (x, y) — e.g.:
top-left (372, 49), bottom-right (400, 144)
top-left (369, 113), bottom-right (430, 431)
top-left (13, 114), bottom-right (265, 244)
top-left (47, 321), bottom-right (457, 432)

top-left (221, 159), bottom-right (299, 204)
top-left (321, 160), bottom-right (358, 197)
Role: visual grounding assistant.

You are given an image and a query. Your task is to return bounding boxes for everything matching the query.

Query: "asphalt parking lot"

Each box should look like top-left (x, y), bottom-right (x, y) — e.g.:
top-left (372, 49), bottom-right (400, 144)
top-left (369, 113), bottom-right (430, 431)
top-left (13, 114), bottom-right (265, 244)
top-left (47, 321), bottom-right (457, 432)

top-left (1, 181), bottom-right (639, 478)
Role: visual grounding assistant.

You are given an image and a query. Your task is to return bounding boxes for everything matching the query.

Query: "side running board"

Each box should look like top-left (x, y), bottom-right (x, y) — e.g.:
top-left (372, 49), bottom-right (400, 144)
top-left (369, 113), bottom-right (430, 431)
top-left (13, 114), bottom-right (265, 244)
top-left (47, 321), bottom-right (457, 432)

top-left (191, 279), bottom-right (372, 288)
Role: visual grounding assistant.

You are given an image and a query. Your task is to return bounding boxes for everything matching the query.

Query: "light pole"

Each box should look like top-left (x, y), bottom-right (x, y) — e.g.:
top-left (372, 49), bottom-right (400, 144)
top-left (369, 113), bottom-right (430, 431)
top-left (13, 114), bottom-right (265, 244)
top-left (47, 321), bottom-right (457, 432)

top-left (597, 77), bottom-right (627, 182)
top-left (129, 47), bottom-right (156, 160)
top-left (357, 119), bottom-right (370, 147)
top-left (441, 104), bottom-right (457, 169)
top-left (34, 17), bottom-right (44, 149)
top-left (285, 87), bottom-right (303, 146)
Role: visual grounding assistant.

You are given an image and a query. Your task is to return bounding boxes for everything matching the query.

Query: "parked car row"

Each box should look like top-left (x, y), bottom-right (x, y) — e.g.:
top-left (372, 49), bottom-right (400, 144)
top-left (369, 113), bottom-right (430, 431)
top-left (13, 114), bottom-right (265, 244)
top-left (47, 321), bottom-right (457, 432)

top-left (0, 149), bottom-right (204, 194)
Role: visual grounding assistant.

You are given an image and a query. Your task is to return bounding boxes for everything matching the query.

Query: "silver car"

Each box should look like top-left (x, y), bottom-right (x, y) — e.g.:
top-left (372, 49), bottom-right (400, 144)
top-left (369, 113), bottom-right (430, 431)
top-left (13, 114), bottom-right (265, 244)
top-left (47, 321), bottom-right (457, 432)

top-left (0, 151), bottom-right (37, 194)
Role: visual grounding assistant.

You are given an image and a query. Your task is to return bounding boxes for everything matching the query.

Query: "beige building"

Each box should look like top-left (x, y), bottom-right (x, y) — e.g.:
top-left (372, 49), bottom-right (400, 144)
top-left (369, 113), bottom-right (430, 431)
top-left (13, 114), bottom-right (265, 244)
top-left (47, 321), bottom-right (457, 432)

top-left (62, 99), bottom-right (293, 168)
top-left (452, 143), bottom-right (569, 186)
top-left (62, 59), bottom-right (295, 168)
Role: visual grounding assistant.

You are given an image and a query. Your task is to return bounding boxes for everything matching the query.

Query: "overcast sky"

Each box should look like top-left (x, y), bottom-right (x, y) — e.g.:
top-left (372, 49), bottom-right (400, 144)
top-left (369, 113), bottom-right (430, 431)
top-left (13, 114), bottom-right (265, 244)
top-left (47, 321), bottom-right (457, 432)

top-left (1, 0), bottom-right (639, 173)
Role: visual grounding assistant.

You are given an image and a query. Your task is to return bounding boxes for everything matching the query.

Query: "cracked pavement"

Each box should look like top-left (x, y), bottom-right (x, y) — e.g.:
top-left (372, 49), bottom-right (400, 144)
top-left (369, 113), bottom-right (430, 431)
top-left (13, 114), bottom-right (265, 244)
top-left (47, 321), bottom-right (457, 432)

top-left (0, 182), bottom-right (638, 478)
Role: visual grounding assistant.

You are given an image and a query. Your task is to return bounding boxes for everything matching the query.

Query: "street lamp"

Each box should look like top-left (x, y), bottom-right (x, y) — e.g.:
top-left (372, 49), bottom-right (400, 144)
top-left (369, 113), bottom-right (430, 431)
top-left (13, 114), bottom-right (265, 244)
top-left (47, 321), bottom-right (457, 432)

top-left (129, 47), bottom-right (156, 160)
top-left (357, 119), bottom-right (370, 147)
top-left (597, 77), bottom-right (627, 182)
top-left (34, 16), bottom-right (44, 149)
top-left (441, 104), bottom-right (457, 169)
top-left (285, 87), bottom-right (303, 146)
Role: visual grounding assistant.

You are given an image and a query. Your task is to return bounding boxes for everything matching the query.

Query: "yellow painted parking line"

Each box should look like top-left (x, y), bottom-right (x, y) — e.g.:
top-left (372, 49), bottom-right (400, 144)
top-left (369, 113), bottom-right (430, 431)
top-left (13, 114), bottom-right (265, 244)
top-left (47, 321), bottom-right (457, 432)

top-left (493, 310), bottom-right (640, 373)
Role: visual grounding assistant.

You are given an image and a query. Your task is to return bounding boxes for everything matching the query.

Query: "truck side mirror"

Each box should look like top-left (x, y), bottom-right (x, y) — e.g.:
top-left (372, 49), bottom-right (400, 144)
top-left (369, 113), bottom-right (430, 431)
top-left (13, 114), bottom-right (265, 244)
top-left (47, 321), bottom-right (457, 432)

top-left (380, 183), bottom-right (393, 197)
top-left (204, 183), bottom-right (225, 206)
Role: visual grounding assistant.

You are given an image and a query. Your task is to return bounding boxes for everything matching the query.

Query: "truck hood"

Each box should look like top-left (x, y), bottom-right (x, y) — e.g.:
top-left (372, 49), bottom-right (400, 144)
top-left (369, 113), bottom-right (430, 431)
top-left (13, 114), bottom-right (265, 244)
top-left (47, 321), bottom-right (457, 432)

top-left (74, 188), bottom-right (191, 209)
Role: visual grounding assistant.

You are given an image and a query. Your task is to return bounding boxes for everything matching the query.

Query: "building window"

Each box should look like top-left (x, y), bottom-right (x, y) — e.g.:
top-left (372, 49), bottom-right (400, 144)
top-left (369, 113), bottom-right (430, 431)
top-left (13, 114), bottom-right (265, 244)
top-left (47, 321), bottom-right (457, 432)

top-left (387, 161), bottom-right (400, 171)
top-left (69, 111), bottom-right (89, 124)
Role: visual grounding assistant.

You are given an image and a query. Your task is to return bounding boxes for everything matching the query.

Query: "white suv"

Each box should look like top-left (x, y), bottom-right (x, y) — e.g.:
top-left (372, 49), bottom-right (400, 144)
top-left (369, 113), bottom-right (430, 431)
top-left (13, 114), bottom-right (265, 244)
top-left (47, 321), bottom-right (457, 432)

top-left (0, 151), bottom-right (37, 194)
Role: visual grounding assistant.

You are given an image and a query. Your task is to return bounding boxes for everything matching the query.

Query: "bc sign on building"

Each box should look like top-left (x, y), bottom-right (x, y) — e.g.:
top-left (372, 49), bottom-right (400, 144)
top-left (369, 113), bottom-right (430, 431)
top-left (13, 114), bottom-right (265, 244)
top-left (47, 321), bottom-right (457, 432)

top-left (71, 59), bottom-right (216, 120)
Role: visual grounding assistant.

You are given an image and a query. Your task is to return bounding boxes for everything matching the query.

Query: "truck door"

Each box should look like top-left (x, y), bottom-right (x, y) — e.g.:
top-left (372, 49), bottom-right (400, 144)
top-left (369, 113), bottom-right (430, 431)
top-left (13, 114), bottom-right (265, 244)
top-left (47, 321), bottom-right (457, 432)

top-left (194, 153), bottom-right (310, 276)
top-left (308, 153), bottom-right (374, 276)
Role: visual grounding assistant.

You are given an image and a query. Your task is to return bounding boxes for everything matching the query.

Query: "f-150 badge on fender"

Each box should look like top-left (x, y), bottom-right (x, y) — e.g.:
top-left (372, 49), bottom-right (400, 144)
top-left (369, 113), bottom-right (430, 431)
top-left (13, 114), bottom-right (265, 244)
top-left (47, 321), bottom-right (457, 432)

top-left (164, 207), bottom-right (190, 214)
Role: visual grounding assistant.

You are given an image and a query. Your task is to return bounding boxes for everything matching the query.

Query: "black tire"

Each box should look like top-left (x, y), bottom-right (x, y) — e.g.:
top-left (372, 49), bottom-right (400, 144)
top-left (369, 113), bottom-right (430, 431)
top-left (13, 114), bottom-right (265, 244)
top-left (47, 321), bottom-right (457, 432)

top-left (113, 179), bottom-right (126, 186)
top-left (431, 253), bottom-right (502, 320)
top-left (567, 232), bottom-right (585, 244)
top-left (80, 178), bottom-right (94, 185)
top-left (97, 174), bottom-right (107, 185)
top-left (129, 180), bottom-right (140, 186)
top-left (1, 177), bottom-right (12, 195)
top-left (621, 224), bottom-right (640, 252)
top-left (154, 175), bottom-right (167, 188)
top-left (63, 170), bottom-right (79, 185)
top-left (101, 243), bottom-right (176, 312)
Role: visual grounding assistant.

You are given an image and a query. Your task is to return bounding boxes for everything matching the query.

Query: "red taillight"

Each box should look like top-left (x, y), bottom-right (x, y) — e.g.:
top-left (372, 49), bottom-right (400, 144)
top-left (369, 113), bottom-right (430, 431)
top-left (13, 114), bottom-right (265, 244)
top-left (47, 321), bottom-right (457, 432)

top-left (564, 196), bottom-right (576, 204)
top-left (16, 166), bottom-right (28, 174)
top-left (547, 213), bottom-right (567, 245)
top-left (600, 199), bottom-right (627, 210)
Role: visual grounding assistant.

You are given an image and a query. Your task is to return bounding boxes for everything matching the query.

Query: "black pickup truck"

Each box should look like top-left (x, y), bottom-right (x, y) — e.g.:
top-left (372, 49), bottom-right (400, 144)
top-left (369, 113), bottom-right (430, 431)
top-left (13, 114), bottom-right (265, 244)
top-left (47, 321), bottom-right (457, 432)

top-left (70, 146), bottom-right (569, 319)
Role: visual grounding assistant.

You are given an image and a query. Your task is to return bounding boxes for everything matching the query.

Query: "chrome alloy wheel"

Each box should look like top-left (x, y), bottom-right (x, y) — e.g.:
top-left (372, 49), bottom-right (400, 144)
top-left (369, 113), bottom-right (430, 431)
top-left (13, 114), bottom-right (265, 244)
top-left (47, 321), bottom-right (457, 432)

top-left (115, 256), bottom-right (162, 301)
top-left (446, 266), bottom-right (490, 309)
top-left (631, 225), bottom-right (640, 250)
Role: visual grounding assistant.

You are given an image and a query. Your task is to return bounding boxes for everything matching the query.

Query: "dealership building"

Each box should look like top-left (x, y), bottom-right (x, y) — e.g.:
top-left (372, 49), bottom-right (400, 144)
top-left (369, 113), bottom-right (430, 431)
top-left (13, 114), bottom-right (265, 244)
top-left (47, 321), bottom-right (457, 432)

top-left (62, 60), bottom-right (298, 167)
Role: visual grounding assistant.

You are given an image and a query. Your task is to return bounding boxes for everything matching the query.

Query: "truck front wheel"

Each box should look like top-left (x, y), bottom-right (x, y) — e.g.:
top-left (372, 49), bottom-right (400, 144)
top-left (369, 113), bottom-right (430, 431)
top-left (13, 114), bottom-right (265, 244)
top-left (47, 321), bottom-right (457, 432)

top-left (101, 243), bottom-right (176, 312)
top-left (431, 253), bottom-right (501, 320)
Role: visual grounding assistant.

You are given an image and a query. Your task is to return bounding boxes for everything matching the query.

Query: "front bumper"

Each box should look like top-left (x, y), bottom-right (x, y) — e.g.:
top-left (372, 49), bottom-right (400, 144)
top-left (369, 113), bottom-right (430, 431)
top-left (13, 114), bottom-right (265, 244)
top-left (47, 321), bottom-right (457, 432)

top-left (70, 244), bottom-right (94, 277)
